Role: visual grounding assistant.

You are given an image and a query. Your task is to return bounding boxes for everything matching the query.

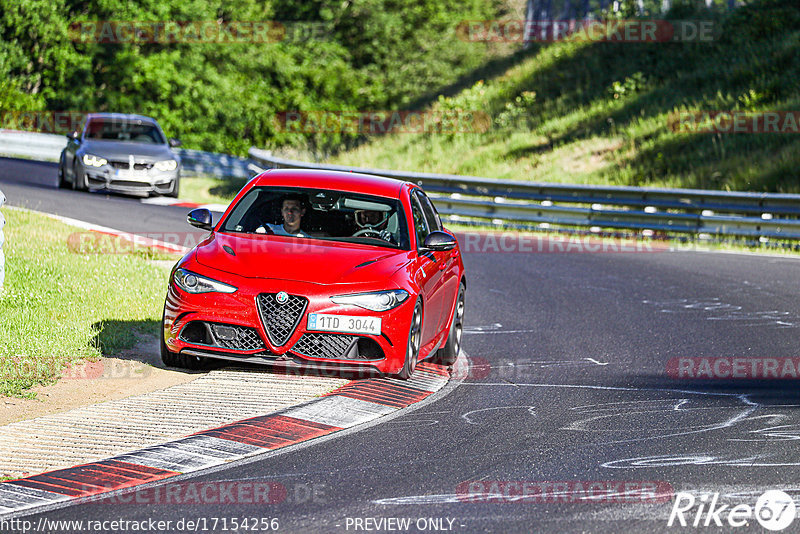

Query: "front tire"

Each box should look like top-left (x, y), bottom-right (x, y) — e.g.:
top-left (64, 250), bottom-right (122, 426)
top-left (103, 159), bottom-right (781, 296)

top-left (166, 175), bottom-right (180, 198)
top-left (160, 332), bottom-right (180, 368)
top-left (71, 161), bottom-right (86, 191)
top-left (160, 315), bottom-right (205, 370)
top-left (397, 300), bottom-right (423, 380)
top-left (58, 154), bottom-right (68, 188)
top-left (433, 282), bottom-right (465, 366)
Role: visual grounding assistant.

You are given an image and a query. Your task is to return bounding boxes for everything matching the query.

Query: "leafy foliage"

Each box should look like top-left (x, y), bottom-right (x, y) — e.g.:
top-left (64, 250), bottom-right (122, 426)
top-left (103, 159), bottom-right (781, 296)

top-left (1, 0), bottom-right (501, 155)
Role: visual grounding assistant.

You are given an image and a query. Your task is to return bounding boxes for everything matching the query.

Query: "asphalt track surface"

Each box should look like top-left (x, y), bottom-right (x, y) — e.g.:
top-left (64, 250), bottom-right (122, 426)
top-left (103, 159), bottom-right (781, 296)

top-left (3, 157), bottom-right (800, 533)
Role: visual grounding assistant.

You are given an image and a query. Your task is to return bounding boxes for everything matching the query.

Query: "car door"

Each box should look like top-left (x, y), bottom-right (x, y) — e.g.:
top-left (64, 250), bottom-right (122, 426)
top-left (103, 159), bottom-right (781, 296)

top-left (409, 189), bottom-right (447, 353)
top-left (416, 190), bottom-right (460, 331)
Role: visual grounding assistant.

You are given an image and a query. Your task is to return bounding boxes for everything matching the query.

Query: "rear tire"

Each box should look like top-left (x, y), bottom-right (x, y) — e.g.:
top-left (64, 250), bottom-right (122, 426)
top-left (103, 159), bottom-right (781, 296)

top-left (397, 300), bottom-right (423, 380)
top-left (433, 283), bottom-right (465, 366)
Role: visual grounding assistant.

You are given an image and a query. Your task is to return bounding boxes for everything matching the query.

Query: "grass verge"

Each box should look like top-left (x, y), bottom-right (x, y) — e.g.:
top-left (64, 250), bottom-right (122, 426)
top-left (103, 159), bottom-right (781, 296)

top-left (0, 208), bottom-right (176, 397)
top-left (180, 175), bottom-right (248, 206)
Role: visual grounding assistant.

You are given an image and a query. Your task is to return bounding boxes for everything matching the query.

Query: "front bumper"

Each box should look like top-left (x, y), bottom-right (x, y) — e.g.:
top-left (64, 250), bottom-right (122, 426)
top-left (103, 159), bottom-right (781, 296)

top-left (80, 162), bottom-right (179, 196)
top-left (163, 275), bottom-right (414, 375)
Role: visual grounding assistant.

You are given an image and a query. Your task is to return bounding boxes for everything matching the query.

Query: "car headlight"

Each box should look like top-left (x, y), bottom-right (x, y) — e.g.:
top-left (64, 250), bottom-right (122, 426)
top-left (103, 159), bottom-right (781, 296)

top-left (155, 159), bottom-right (178, 172)
top-left (82, 154), bottom-right (107, 167)
top-left (172, 268), bottom-right (237, 294)
top-left (331, 289), bottom-right (409, 311)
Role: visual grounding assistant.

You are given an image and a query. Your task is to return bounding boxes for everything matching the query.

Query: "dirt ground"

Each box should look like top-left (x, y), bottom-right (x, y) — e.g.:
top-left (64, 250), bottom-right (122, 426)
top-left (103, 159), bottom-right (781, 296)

top-left (0, 336), bottom-right (200, 426)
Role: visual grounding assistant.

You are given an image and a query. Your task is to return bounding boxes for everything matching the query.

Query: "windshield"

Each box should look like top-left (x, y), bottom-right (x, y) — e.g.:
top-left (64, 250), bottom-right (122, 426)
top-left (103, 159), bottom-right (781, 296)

top-left (84, 118), bottom-right (166, 144)
top-left (220, 186), bottom-right (411, 250)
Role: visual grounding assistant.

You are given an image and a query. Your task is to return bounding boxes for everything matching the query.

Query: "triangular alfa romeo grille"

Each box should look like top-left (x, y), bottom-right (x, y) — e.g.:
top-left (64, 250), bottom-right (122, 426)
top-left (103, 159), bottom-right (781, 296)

top-left (256, 293), bottom-right (308, 347)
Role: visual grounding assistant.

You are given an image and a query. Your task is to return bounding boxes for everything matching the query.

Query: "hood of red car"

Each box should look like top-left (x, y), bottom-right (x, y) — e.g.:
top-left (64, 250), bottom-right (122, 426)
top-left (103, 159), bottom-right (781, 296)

top-left (194, 233), bottom-right (411, 285)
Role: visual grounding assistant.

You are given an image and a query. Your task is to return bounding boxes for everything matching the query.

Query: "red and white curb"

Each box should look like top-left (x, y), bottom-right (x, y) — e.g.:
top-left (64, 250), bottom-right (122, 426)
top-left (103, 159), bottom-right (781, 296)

top-left (7, 206), bottom-right (190, 255)
top-left (0, 361), bottom-right (457, 517)
top-left (140, 197), bottom-right (228, 213)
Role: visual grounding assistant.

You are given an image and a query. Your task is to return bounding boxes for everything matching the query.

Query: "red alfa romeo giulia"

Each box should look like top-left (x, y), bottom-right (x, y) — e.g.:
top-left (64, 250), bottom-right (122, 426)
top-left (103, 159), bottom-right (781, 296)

top-left (161, 169), bottom-right (466, 378)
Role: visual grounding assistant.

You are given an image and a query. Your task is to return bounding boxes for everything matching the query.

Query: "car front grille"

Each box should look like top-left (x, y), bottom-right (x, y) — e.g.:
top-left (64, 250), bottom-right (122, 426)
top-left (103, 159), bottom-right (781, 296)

top-left (108, 161), bottom-right (153, 170)
top-left (290, 333), bottom-right (358, 359)
top-left (256, 293), bottom-right (308, 347)
top-left (179, 321), bottom-right (265, 352)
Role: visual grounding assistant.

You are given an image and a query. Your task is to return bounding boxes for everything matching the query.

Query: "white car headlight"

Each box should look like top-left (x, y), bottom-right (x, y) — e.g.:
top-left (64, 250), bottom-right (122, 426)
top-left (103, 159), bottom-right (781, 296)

top-left (82, 154), bottom-right (107, 167)
top-left (331, 289), bottom-right (409, 312)
top-left (172, 268), bottom-right (237, 294)
top-left (155, 159), bottom-right (178, 172)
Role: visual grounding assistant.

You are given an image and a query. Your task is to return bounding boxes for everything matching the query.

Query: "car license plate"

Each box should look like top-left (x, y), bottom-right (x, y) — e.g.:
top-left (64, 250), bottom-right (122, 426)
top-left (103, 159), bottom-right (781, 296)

top-left (307, 314), bottom-right (381, 335)
top-left (116, 169), bottom-right (143, 179)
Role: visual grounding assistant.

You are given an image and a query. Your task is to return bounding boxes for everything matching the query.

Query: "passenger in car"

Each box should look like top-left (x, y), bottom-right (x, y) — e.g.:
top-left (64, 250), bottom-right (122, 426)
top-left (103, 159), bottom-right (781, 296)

top-left (257, 194), bottom-right (310, 237)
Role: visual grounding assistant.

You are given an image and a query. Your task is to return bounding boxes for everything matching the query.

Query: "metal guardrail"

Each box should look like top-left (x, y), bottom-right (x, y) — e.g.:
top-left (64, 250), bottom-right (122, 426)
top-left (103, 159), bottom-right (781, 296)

top-left (1, 130), bottom-right (798, 240)
top-left (0, 130), bottom-right (65, 162)
top-left (249, 147), bottom-right (800, 240)
top-left (0, 188), bottom-right (5, 290)
top-left (177, 148), bottom-right (251, 179)
top-left (0, 130), bottom-right (249, 178)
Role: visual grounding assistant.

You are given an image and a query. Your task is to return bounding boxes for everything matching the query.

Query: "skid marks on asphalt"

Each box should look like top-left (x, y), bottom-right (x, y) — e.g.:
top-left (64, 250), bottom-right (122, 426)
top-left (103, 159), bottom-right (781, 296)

top-left (454, 382), bottom-right (800, 470)
top-left (642, 297), bottom-right (797, 328)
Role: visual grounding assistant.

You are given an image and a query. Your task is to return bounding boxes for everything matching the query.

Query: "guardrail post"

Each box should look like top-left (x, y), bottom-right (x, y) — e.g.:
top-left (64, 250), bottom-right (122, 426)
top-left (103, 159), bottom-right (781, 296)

top-left (0, 188), bottom-right (5, 290)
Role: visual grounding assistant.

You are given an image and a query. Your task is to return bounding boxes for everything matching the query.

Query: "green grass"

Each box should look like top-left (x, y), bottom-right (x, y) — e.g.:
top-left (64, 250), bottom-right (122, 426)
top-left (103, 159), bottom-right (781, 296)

top-left (324, 0), bottom-right (800, 193)
top-left (0, 209), bottom-right (174, 397)
top-left (180, 175), bottom-right (248, 206)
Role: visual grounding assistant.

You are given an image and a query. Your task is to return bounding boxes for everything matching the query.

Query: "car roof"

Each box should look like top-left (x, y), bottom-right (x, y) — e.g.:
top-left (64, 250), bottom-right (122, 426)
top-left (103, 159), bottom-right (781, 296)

top-left (85, 112), bottom-right (159, 125)
top-left (251, 169), bottom-right (411, 198)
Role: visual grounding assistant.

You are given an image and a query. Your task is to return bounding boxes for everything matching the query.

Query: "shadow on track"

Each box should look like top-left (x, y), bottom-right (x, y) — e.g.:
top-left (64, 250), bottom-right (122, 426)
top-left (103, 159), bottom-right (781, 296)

top-left (91, 319), bottom-right (383, 380)
top-left (622, 373), bottom-right (800, 404)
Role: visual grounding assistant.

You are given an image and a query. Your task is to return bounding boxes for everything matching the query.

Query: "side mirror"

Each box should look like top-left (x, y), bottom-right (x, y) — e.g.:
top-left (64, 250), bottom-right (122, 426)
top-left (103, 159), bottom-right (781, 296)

top-left (169, 138), bottom-right (182, 148)
top-left (187, 208), bottom-right (213, 231)
top-left (423, 231), bottom-right (457, 251)
top-left (67, 131), bottom-right (79, 141)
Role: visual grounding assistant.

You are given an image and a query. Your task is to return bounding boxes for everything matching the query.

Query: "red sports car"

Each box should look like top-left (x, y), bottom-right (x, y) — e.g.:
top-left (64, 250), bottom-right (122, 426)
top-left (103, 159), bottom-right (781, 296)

top-left (161, 169), bottom-right (465, 378)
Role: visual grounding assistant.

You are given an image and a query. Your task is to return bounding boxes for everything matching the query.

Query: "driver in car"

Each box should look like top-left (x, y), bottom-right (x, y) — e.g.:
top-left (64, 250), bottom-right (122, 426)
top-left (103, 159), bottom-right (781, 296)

top-left (257, 194), bottom-right (310, 237)
top-left (353, 209), bottom-right (393, 242)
